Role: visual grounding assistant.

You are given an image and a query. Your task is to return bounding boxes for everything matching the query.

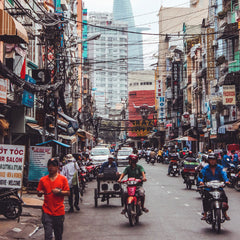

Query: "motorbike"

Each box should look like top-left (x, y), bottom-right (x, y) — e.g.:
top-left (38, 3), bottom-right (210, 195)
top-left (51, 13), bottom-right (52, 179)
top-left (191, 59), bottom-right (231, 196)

top-left (146, 156), bottom-right (150, 164)
top-left (169, 162), bottom-right (180, 176)
top-left (157, 155), bottom-right (163, 163)
top-left (200, 181), bottom-right (227, 233)
top-left (183, 169), bottom-right (197, 189)
top-left (234, 164), bottom-right (240, 191)
top-left (121, 178), bottom-right (143, 226)
top-left (163, 156), bottom-right (169, 164)
top-left (85, 164), bottom-right (100, 181)
top-left (226, 163), bottom-right (237, 188)
top-left (0, 188), bottom-right (23, 219)
top-left (150, 157), bottom-right (155, 165)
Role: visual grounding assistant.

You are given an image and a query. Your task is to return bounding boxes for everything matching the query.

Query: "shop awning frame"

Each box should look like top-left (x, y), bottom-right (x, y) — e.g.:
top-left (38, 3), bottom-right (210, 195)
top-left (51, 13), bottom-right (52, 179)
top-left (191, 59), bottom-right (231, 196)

top-left (36, 139), bottom-right (70, 148)
top-left (0, 9), bottom-right (29, 44)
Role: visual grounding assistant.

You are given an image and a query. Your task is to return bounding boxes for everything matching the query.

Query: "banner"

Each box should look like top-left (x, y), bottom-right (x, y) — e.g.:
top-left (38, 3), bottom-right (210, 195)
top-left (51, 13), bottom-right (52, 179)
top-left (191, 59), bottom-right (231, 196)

top-left (223, 85), bottom-right (236, 105)
top-left (0, 144), bottom-right (25, 189)
top-left (28, 146), bottom-right (52, 181)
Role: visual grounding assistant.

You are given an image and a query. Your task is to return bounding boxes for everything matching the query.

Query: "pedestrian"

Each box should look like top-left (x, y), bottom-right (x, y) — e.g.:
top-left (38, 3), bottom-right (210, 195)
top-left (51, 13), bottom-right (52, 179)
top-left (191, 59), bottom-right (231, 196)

top-left (37, 157), bottom-right (70, 240)
top-left (61, 153), bottom-right (80, 212)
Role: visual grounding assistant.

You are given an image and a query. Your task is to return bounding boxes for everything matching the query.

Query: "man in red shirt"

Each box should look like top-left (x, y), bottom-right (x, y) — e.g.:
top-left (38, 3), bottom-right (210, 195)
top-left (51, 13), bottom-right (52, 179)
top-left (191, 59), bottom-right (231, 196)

top-left (37, 157), bottom-right (70, 240)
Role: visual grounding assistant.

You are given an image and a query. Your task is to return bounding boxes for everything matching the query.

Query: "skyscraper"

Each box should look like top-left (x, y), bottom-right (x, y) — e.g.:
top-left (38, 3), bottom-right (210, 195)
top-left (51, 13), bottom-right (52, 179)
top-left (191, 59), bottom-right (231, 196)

top-left (113, 0), bottom-right (144, 72)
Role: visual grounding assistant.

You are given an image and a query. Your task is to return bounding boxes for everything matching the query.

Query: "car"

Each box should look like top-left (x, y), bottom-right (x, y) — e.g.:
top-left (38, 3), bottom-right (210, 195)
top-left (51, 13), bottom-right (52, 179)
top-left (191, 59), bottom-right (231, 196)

top-left (90, 147), bottom-right (110, 165)
top-left (121, 147), bottom-right (133, 153)
top-left (116, 149), bottom-right (132, 167)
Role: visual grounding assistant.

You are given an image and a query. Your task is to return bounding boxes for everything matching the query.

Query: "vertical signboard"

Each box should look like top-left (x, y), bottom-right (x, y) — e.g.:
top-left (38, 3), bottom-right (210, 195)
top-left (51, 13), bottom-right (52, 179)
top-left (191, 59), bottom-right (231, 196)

top-left (207, 28), bottom-right (215, 92)
top-left (0, 144), bottom-right (25, 189)
top-left (28, 146), bottom-right (52, 181)
top-left (22, 75), bottom-right (35, 108)
top-left (223, 85), bottom-right (236, 105)
top-left (82, 9), bottom-right (88, 60)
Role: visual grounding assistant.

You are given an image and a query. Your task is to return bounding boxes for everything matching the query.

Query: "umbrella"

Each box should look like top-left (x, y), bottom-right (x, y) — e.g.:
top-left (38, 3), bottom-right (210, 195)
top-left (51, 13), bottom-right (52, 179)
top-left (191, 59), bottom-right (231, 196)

top-left (175, 136), bottom-right (197, 141)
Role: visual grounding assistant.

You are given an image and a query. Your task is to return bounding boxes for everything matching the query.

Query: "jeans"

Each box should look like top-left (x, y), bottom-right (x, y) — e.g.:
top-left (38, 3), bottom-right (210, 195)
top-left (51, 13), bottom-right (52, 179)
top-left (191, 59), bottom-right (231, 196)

top-left (69, 185), bottom-right (79, 208)
top-left (42, 212), bottom-right (64, 240)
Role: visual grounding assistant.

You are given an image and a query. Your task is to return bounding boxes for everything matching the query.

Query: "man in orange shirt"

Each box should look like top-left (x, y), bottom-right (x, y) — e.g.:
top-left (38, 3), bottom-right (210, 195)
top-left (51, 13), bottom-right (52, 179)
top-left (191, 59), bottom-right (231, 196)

top-left (37, 157), bottom-right (70, 240)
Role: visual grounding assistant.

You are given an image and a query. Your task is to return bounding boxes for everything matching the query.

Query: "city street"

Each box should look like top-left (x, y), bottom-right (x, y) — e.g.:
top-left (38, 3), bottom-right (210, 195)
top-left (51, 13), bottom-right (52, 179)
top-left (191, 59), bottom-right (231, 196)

top-left (62, 160), bottom-right (240, 240)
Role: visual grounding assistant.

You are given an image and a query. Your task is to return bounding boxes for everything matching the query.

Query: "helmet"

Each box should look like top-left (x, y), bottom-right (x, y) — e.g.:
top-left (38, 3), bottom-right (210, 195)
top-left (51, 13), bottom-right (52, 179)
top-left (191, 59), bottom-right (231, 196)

top-left (208, 153), bottom-right (217, 162)
top-left (128, 154), bottom-right (138, 164)
top-left (108, 155), bottom-right (114, 160)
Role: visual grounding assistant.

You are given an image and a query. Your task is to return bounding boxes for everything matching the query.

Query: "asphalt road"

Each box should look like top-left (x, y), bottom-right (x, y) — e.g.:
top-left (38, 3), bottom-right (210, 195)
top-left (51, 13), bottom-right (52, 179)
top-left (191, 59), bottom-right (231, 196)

top-left (63, 160), bottom-right (240, 240)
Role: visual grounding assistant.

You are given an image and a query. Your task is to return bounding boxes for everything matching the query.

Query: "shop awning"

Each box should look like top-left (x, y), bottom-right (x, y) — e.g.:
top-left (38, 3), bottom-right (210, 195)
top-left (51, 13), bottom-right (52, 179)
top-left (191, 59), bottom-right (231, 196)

top-left (77, 128), bottom-right (94, 140)
top-left (58, 134), bottom-right (77, 144)
top-left (26, 123), bottom-right (54, 137)
top-left (0, 9), bottom-right (29, 44)
top-left (36, 139), bottom-right (70, 148)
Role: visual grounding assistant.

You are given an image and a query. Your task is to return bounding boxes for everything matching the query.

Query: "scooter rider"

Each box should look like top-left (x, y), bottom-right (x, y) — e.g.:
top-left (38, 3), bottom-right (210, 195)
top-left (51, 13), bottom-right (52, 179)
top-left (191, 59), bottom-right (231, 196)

top-left (222, 149), bottom-right (231, 170)
top-left (199, 153), bottom-right (230, 220)
top-left (118, 154), bottom-right (149, 214)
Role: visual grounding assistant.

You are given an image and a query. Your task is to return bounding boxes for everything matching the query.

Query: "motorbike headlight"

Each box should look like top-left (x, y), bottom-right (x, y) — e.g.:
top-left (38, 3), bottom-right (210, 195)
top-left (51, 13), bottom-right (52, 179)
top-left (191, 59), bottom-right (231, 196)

top-left (212, 191), bottom-right (220, 199)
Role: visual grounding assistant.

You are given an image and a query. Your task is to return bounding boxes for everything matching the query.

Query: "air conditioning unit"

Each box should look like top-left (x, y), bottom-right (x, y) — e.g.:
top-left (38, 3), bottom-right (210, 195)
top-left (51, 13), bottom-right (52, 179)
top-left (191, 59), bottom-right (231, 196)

top-left (212, 40), bottom-right (218, 47)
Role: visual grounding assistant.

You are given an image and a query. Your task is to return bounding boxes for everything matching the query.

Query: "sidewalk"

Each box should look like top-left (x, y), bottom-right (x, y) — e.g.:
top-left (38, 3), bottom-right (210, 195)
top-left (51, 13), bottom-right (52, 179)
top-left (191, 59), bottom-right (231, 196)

top-left (0, 192), bottom-right (44, 239)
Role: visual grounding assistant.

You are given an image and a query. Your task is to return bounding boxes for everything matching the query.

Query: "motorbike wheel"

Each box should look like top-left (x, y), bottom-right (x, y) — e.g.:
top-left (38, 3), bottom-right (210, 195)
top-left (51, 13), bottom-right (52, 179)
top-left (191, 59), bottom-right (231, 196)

top-left (135, 205), bottom-right (140, 224)
top-left (127, 203), bottom-right (136, 226)
top-left (211, 211), bottom-right (216, 231)
top-left (3, 198), bottom-right (22, 219)
top-left (215, 209), bottom-right (221, 233)
top-left (94, 189), bottom-right (98, 208)
top-left (234, 180), bottom-right (240, 191)
top-left (120, 190), bottom-right (124, 207)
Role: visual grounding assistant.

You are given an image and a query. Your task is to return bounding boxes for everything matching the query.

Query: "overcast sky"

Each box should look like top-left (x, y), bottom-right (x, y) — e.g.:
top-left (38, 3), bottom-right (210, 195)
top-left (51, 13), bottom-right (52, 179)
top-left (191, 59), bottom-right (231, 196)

top-left (84, 0), bottom-right (190, 69)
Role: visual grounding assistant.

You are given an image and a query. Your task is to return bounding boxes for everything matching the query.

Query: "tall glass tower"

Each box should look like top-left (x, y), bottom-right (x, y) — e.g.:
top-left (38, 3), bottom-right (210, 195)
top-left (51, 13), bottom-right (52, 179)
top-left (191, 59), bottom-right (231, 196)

top-left (113, 0), bottom-right (144, 71)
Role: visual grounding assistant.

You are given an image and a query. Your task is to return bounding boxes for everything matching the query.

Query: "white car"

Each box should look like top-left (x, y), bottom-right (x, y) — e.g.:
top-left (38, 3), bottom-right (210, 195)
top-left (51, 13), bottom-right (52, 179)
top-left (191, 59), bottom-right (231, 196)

top-left (90, 148), bottom-right (110, 165)
top-left (117, 149), bottom-right (132, 166)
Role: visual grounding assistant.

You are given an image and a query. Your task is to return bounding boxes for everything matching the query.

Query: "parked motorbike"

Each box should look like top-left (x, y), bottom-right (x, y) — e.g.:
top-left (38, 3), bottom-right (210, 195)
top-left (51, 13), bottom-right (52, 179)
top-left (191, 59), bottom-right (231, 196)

top-left (200, 181), bottom-right (227, 233)
top-left (121, 178), bottom-right (143, 226)
top-left (0, 188), bottom-right (23, 219)
top-left (85, 164), bottom-right (100, 181)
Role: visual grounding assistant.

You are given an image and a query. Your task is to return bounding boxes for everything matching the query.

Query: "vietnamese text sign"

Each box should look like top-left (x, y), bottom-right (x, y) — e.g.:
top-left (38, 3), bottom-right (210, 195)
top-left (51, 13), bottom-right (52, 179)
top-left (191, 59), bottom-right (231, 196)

top-left (0, 144), bottom-right (25, 189)
top-left (207, 28), bottom-right (215, 81)
top-left (28, 146), bottom-right (52, 181)
top-left (223, 85), bottom-right (236, 105)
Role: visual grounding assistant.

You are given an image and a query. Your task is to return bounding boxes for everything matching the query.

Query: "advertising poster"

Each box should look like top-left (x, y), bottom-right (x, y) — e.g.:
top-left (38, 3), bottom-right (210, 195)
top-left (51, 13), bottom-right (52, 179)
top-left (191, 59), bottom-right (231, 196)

top-left (0, 144), bottom-right (25, 189)
top-left (223, 85), bottom-right (236, 105)
top-left (28, 146), bottom-right (52, 182)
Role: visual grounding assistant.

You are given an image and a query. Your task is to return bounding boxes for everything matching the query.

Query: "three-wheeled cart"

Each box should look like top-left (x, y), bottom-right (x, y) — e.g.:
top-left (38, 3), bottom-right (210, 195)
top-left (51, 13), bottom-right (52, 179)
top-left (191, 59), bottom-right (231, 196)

top-left (94, 168), bottom-right (123, 207)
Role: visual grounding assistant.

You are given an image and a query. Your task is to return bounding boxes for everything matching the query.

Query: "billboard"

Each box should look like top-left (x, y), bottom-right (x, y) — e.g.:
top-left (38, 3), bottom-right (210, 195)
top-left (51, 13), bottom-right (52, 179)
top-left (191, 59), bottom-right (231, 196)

top-left (28, 146), bottom-right (52, 182)
top-left (0, 144), bottom-right (25, 189)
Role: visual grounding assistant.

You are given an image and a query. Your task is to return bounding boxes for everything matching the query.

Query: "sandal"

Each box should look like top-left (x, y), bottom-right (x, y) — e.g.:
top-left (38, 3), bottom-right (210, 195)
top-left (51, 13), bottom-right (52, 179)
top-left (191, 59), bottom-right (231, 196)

top-left (224, 216), bottom-right (230, 221)
top-left (121, 209), bottom-right (126, 215)
top-left (142, 207), bottom-right (149, 213)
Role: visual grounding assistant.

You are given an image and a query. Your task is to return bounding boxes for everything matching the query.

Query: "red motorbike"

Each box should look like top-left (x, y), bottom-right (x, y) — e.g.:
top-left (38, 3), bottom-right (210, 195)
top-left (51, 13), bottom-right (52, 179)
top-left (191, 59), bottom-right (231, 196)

top-left (121, 178), bottom-right (143, 226)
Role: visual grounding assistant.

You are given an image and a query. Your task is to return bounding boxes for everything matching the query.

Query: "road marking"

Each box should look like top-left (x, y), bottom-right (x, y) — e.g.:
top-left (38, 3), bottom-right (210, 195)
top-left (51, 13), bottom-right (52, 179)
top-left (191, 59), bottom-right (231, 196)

top-left (83, 203), bottom-right (91, 205)
top-left (184, 203), bottom-right (190, 207)
top-left (175, 197), bottom-right (179, 200)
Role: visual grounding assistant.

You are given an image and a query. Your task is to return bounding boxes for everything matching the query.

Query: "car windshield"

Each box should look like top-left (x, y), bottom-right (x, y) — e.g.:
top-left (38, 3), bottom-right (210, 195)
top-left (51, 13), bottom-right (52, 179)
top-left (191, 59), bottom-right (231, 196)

top-left (91, 149), bottom-right (109, 155)
top-left (118, 151), bottom-right (131, 156)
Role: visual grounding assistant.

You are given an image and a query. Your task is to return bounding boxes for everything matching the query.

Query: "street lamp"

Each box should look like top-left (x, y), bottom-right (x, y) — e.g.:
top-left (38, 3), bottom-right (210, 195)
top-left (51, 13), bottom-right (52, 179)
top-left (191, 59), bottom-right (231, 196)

top-left (68, 33), bottom-right (101, 47)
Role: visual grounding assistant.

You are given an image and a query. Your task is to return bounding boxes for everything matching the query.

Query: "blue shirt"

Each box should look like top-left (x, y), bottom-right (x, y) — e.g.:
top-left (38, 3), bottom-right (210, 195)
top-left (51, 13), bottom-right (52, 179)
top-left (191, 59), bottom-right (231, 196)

top-left (99, 161), bottom-right (118, 173)
top-left (198, 164), bottom-right (229, 184)
top-left (221, 154), bottom-right (231, 168)
top-left (233, 153), bottom-right (239, 166)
